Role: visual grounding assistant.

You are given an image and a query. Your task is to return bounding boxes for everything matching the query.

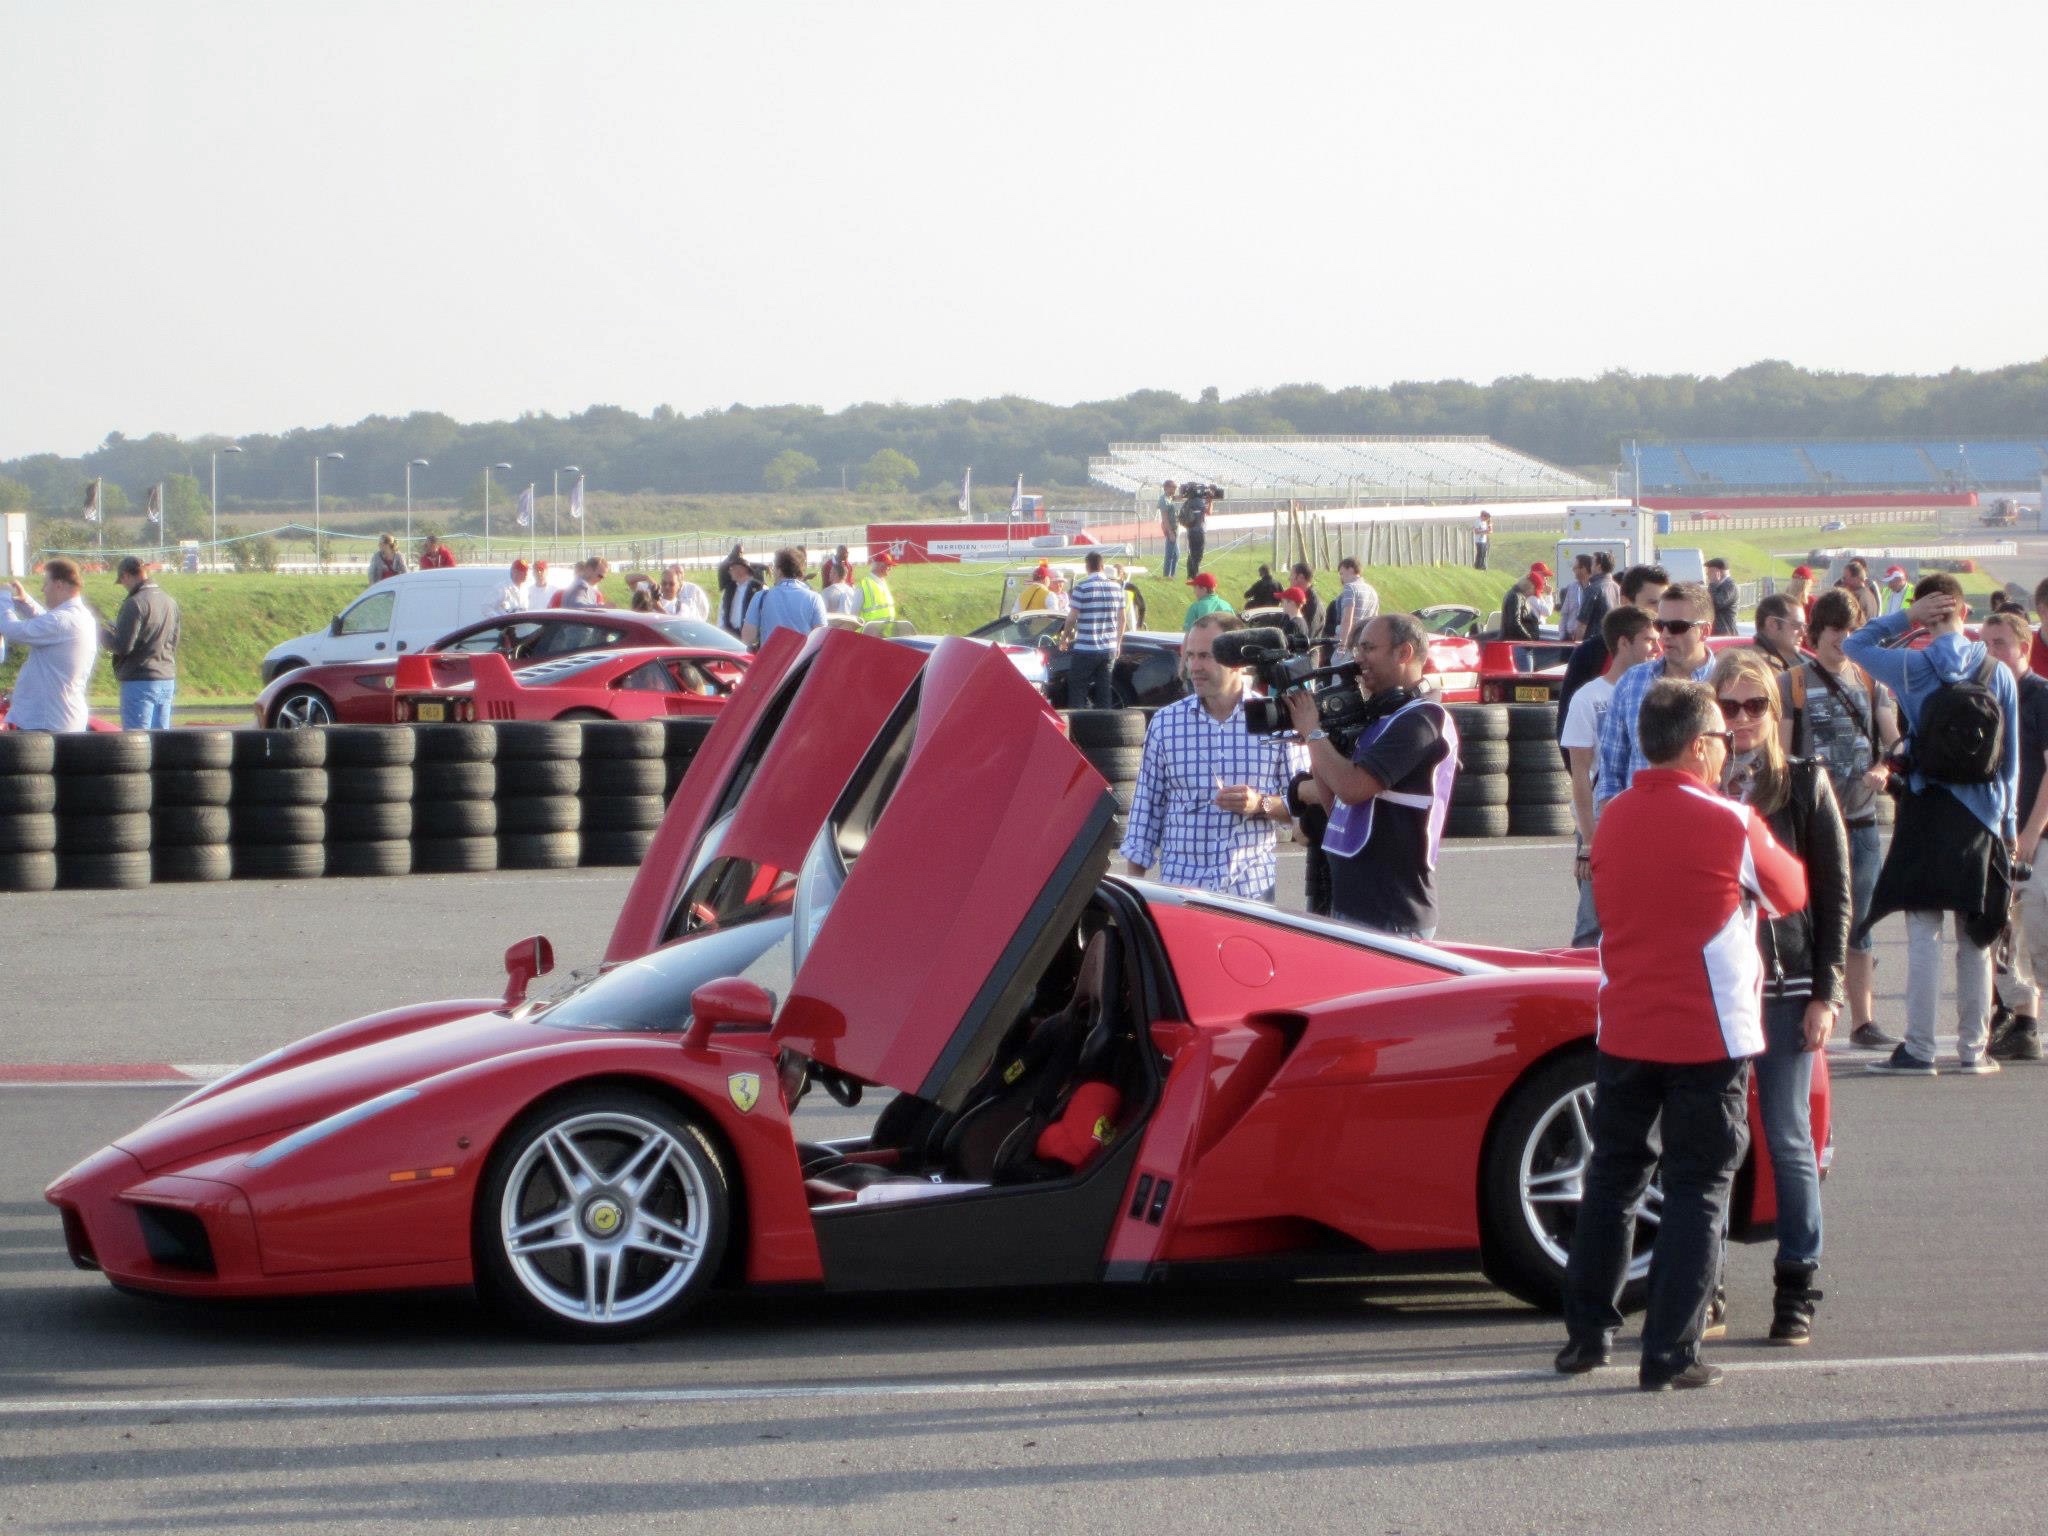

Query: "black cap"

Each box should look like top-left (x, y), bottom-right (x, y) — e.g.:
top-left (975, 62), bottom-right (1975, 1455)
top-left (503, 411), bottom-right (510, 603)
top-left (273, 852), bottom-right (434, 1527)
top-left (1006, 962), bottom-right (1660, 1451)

top-left (115, 555), bottom-right (144, 579)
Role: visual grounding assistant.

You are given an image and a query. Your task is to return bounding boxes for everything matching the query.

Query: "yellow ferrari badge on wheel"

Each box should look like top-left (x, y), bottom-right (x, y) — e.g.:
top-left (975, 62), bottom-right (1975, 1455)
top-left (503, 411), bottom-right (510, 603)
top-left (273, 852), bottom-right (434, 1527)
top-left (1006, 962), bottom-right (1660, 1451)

top-left (727, 1073), bottom-right (761, 1113)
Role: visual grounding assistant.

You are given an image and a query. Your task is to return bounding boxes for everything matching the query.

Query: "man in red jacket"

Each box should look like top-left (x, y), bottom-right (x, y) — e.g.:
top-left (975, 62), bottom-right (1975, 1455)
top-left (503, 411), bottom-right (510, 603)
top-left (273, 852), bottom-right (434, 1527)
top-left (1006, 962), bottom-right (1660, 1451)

top-left (1556, 678), bottom-right (1808, 1391)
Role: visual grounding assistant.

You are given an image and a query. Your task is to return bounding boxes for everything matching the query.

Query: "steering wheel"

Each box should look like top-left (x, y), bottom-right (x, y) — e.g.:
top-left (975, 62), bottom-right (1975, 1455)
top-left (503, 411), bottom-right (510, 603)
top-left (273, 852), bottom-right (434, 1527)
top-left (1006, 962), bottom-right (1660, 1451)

top-left (819, 1068), bottom-right (863, 1107)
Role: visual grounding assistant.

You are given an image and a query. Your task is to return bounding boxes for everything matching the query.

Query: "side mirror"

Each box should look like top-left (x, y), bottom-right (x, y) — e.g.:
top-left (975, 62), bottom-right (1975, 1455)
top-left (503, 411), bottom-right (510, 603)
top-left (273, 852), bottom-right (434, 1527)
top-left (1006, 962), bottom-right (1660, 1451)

top-left (685, 977), bottom-right (776, 1050)
top-left (329, 616), bottom-right (343, 637)
top-left (502, 935), bottom-right (554, 1006)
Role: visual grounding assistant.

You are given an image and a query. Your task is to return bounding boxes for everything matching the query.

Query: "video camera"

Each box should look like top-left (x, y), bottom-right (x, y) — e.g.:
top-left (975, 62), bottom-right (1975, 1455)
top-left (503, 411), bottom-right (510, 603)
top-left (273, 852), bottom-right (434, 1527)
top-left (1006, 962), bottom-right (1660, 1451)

top-left (1210, 625), bottom-right (1374, 754)
top-left (1178, 482), bottom-right (1225, 509)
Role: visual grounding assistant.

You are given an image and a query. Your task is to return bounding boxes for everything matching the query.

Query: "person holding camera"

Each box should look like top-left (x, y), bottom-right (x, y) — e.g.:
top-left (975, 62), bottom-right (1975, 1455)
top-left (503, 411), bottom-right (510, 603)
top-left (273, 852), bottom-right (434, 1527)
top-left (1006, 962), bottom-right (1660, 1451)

top-left (1179, 484), bottom-right (1213, 579)
top-left (1157, 481), bottom-right (1181, 578)
top-left (1978, 612), bottom-right (2048, 1061)
top-left (1285, 613), bottom-right (1458, 940)
top-left (1847, 574), bottom-right (2021, 1075)
top-left (1119, 614), bottom-right (1306, 900)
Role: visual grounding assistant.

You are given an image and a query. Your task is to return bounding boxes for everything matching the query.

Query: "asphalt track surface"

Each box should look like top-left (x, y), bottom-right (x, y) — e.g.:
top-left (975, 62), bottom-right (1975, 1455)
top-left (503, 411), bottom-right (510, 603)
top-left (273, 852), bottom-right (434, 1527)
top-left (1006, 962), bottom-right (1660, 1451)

top-left (5, 844), bottom-right (2047, 1532)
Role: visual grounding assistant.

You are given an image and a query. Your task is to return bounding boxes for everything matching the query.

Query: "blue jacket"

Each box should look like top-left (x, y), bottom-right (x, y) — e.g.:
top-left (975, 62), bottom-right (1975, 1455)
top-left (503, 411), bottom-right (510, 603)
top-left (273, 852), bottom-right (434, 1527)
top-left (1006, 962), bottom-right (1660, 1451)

top-left (1843, 611), bottom-right (2019, 840)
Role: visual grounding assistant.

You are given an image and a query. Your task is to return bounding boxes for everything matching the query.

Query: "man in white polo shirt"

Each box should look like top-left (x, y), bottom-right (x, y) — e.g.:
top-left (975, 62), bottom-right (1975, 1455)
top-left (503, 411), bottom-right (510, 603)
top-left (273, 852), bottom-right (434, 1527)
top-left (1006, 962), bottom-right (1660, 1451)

top-left (2, 558), bottom-right (99, 732)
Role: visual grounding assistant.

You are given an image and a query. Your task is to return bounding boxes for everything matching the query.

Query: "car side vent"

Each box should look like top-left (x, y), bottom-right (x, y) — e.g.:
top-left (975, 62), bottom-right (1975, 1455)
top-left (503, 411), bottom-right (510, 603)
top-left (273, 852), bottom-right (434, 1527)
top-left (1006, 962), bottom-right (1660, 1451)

top-left (135, 1205), bottom-right (216, 1274)
top-left (58, 1205), bottom-right (99, 1271)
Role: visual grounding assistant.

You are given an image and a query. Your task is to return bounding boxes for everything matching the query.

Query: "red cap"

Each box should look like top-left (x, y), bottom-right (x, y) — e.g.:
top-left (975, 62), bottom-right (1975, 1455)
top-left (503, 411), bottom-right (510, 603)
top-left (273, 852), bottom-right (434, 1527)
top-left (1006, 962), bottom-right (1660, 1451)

top-left (511, 559), bottom-right (530, 578)
top-left (1189, 572), bottom-right (1217, 591)
top-left (1793, 565), bottom-right (1814, 579)
top-left (871, 552), bottom-right (893, 569)
top-left (1885, 565), bottom-right (1907, 580)
top-left (1033, 562), bottom-right (1051, 581)
top-left (533, 559), bottom-right (548, 574)
top-left (1530, 561), bottom-right (1552, 575)
top-left (1280, 585), bottom-right (1308, 604)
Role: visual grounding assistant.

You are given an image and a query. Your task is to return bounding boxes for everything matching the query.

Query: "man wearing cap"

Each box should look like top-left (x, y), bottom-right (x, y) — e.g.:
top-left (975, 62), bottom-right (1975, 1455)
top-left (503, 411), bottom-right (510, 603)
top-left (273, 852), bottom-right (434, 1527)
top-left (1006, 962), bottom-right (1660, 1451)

top-left (1501, 563), bottom-right (1553, 641)
top-left (1705, 557), bottom-right (1740, 636)
top-left (485, 559), bottom-right (533, 616)
top-left (1181, 486), bottom-right (1211, 580)
top-left (1784, 566), bottom-right (1817, 623)
top-left (1158, 481), bottom-right (1181, 579)
top-left (1276, 586), bottom-right (1312, 648)
top-left (1182, 572), bottom-right (1232, 631)
top-left (856, 555), bottom-right (897, 627)
top-left (1883, 566), bottom-right (1910, 617)
top-left (1016, 562), bottom-right (1056, 613)
top-left (103, 555), bottom-right (181, 730)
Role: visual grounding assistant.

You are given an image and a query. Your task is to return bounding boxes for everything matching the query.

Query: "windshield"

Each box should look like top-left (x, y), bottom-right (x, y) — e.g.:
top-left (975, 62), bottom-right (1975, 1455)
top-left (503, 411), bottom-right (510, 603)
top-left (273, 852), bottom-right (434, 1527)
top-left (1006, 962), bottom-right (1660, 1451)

top-left (652, 617), bottom-right (748, 652)
top-left (543, 919), bottom-right (794, 1032)
top-left (972, 613), bottom-right (1065, 647)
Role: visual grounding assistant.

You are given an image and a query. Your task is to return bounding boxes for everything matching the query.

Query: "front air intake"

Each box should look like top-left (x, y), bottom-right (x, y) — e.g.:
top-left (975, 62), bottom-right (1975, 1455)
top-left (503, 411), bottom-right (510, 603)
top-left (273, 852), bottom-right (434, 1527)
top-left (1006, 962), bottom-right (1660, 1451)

top-left (134, 1205), bottom-right (216, 1274)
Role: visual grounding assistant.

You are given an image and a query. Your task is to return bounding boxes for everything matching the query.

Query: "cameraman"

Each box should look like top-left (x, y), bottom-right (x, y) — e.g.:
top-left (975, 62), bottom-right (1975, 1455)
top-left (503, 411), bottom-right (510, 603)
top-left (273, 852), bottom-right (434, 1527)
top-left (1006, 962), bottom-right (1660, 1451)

top-left (1120, 613), bottom-right (1306, 900)
top-left (1286, 613), bottom-right (1458, 940)
top-left (1180, 484), bottom-right (1213, 579)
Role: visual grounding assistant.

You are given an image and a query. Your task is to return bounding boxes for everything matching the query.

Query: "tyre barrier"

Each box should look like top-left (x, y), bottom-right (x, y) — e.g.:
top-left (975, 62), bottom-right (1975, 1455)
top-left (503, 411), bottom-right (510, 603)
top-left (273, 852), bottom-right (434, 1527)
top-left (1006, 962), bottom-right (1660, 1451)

top-left (324, 727), bottom-right (415, 879)
top-left (55, 731), bottom-right (153, 889)
top-left (230, 727), bottom-right (327, 881)
top-left (0, 730), bottom-right (59, 892)
top-left (150, 729), bottom-right (233, 884)
top-left (1065, 709), bottom-right (1147, 834)
top-left (494, 722), bottom-right (582, 870)
top-left (411, 724), bottom-right (499, 874)
top-left (1447, 704), bottom-right (1509, 839)
top-left (579, 720), bottom-right (668, 868)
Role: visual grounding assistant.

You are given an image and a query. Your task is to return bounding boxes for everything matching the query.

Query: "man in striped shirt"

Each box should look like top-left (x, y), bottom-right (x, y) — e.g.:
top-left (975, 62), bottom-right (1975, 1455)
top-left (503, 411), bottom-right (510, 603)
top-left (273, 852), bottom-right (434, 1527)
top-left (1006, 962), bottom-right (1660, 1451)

top-left (1059, 551), bottom-right (1125, 710)
top-left (1120, 613), bottom-right (1308, 900)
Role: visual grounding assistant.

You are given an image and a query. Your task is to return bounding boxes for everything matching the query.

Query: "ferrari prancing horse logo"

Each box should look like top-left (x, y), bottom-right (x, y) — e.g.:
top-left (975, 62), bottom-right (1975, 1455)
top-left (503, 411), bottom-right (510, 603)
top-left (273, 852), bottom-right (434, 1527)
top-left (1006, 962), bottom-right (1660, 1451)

top-left (728, 1073), bottom-right (761, 1113)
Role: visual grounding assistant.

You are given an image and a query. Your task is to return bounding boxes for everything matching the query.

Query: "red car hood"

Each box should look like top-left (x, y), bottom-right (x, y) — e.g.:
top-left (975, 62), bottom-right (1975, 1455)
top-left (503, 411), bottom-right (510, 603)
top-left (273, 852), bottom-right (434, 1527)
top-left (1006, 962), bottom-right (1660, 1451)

top-left (114, 1010), bottom-right (550, 1173)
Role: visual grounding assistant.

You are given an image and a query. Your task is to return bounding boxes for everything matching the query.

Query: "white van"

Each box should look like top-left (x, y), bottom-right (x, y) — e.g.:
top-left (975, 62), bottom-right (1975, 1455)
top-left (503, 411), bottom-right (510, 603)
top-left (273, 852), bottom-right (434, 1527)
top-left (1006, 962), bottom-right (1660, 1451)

top-left (259, 566), bottom-right (574, 682)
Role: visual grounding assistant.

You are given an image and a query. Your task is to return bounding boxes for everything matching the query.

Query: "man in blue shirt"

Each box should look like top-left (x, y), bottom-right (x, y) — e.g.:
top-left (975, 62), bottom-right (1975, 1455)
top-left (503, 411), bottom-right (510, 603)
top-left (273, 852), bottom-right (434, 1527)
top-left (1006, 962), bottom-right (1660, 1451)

top-left (1846, 574), bottom-right (2021, 1076)
top-left (741, 547), bottom-right (828, 649)
top-left (1059, 550), bottom-right (1126, 710)
top-left (1595, 582), bottom-right (1717, 806)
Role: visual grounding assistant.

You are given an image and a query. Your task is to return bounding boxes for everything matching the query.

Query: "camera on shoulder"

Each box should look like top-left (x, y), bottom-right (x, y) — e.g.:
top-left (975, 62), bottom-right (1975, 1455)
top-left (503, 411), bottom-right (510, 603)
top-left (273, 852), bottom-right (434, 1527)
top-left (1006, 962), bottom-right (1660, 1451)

top-left (1211, 625), bottom-right (1376, 754)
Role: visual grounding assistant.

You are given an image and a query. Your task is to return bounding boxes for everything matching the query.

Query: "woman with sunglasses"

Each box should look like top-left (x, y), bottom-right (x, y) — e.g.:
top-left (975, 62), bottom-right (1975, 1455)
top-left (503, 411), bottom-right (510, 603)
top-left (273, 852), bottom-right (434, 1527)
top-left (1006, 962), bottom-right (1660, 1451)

top-left (1708, 648), bottom-right (1850, 1347)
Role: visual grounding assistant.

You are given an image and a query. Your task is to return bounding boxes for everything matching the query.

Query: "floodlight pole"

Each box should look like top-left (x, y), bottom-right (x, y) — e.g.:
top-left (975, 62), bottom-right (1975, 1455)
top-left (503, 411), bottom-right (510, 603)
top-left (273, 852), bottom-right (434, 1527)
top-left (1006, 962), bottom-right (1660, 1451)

top-left (405, 459), bottom-right (430, 548)
top-left (212, 445), bottom-right (242, 563)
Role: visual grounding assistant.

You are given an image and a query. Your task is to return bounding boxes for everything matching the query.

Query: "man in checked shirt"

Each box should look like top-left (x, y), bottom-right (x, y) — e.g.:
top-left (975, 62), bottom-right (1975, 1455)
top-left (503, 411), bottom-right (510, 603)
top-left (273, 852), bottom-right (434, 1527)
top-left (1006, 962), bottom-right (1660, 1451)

top-left (1119, 613), bottom-right (1308, 901)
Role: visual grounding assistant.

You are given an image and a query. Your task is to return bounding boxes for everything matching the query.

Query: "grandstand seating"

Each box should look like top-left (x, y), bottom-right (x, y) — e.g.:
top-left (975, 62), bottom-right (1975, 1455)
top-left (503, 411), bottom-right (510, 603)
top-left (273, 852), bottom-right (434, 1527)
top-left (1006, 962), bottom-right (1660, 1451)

top-left (1635, 439), bottom-right (2045, 494)
top-left (1923, 441), bottom-right (2046, 483)
top-left (1680, 444), bottom-right (1815, 487)
top-left (1088, 436), bottom-right (1595, 500)
top-left (1630, 445), bottom-right (1695, 491)
top-left (1804, 444), bottom-right (1934, 485)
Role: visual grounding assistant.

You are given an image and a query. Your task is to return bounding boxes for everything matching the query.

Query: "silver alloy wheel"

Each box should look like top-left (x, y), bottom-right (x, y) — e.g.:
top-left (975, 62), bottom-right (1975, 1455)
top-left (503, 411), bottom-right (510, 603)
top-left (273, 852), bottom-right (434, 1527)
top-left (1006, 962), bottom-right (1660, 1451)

top-left (1517, 1083), bottom-right (1661, 1279)
top-left (274, 691), bottom-right (334, 729)
top-left (498, 1109), bottom-right (712, 1326)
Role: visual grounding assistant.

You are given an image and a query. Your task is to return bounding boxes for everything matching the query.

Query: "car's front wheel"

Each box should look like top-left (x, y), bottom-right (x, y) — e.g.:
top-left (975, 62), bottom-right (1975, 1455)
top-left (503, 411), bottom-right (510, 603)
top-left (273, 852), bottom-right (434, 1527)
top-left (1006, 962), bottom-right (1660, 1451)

top-left (475, 1089), bottom-right (730, 1337)
top-left (271, 687), bottom-right (335, 729)
top-left (1481, 1051), bottom-right (1658, 1313)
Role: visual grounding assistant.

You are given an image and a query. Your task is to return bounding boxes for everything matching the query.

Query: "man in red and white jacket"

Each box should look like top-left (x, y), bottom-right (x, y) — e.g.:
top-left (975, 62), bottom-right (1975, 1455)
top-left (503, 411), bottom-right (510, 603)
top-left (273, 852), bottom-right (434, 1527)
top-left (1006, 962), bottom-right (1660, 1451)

top-left (1557, 678), bottom-right (1808, 1392)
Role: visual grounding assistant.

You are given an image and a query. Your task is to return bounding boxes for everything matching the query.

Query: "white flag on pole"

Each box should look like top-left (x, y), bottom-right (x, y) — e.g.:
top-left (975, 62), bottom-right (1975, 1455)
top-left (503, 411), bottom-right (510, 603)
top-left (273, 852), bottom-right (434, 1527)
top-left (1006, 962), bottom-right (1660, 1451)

top-left (958, 467), bottom-right (972, 515)
top-left (516, 483), bottom-right (535, 529)
top-left (82, 480), bottom-right (100, 523)
top-left (569, 475), bottom-right (585, 521)
top-left (144, 484), bottom-right (162, 525)
top-left (1010, 475), bottom-right (1024, 520)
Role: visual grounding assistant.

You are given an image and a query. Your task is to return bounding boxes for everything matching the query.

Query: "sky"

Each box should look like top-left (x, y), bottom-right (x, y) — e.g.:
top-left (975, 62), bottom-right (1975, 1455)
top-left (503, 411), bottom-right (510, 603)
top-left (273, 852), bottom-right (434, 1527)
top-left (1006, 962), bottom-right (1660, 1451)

top-left (3, 0), bottom-right (2044, 460)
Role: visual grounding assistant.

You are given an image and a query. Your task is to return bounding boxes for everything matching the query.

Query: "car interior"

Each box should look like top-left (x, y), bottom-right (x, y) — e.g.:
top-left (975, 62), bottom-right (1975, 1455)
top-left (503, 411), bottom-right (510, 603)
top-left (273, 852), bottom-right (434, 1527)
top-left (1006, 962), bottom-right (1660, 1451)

top-left (789, 897), bottom-right (1159, 1212)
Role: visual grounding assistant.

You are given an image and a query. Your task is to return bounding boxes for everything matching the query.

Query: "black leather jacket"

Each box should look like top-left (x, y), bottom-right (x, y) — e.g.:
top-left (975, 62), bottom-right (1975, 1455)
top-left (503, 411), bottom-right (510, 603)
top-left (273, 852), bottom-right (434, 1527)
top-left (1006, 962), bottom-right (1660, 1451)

top-left (1759, 757), bottom-right (1851, 1008)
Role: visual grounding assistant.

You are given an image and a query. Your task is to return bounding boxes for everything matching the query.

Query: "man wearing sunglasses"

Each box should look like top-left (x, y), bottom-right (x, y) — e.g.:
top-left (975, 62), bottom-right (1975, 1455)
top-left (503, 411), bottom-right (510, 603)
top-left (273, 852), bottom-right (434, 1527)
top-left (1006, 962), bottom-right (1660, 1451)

top-left (1750, 593), bottom-right (1807, 673)
top-left (1594, 582), bottom-right (1718, 806)
top-left (1559, 678), bottom-right (1807, 1391)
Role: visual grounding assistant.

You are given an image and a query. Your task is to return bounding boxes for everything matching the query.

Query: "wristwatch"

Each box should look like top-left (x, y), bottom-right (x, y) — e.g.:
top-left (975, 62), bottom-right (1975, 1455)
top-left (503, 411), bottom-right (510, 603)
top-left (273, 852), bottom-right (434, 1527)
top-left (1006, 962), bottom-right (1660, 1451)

top-left (1305, 729), bottom-right (1330, 742)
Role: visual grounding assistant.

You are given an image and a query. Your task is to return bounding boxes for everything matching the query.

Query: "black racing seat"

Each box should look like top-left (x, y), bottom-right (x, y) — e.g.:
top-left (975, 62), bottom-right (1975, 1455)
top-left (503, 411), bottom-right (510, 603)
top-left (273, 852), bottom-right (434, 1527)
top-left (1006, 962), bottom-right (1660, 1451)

top-left (940, 930), bottom-right (1121, 1184)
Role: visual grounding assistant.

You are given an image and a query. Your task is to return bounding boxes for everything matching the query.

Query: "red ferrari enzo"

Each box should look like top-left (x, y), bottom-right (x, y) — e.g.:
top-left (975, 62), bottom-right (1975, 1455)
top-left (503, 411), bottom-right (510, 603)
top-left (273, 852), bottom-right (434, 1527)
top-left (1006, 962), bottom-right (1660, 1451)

top-left (48, 628), bottom-right (1828, 1336)
top-left (390, 647), bottom-right (749, 723)
top-left (253, 611), bottom-right (747, 728)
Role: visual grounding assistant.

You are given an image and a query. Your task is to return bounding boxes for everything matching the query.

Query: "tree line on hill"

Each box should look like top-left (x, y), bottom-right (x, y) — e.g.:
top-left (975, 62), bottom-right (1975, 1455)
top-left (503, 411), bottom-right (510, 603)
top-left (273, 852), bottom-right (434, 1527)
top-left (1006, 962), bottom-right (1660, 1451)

top-left (3, 357), bottom-right (2043, 523)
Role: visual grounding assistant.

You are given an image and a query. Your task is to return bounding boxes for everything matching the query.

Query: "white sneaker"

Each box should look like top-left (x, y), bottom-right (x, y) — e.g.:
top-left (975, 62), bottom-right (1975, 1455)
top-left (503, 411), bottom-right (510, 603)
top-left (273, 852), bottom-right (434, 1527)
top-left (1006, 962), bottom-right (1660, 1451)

top-left (1953, 1055), bottom-right (2003, 1076)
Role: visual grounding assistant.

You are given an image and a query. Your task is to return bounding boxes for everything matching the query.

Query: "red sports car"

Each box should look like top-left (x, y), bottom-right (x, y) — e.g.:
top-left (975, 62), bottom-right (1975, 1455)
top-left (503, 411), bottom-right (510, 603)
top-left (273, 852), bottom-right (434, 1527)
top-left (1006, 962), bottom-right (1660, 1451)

top-left (391, 646), bottom-right (749, 723)
top-left (253, 611), bottom-right (747, 728)
top-left (48, 628), bottom-right (1828, 1336)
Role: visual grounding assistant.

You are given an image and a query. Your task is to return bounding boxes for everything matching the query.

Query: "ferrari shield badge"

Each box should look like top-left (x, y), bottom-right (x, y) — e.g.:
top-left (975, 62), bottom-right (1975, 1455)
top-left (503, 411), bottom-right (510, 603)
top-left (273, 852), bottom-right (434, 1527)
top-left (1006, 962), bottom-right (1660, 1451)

top-left (727, 1073), bottom-right (761, 1114)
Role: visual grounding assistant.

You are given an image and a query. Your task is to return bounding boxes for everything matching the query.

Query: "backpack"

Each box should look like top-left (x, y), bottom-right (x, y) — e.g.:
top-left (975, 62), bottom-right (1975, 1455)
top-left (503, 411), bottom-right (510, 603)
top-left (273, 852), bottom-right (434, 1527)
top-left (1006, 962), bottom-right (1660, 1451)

top-left (1177, 502), bottom-right (1203, 530)
top-left (1912, 656), bottom-right (2003, 785)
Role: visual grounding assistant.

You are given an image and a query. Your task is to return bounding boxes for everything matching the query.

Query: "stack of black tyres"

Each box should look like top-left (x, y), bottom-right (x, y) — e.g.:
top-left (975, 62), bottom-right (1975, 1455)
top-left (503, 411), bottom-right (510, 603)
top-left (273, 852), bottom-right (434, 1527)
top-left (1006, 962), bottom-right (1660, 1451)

top-left (580, 721), bottom-right (668, 866)
top-left (1065, 709), bottom-right (1147, 828)
top-left (0, 733), bottom-right (59, 893)
top-left (495, 721), bottom-right (582, 869)
top-left (1446, 704), bottom-right (1510, 839)
top-left (1505, 703), bottom-right (1575, 838)
top-left (412, 725), bottom-right (498, 873)
top-left (55, 733), bottom-right (153, 889)
top-left (150, 730), bottom-right (233, 883)
top-left (658, 718), bottom-right (715, 802)
top-left (231, 729), bottom-right (327, 879)
top-left (325, 727), bottom-right (416, 877)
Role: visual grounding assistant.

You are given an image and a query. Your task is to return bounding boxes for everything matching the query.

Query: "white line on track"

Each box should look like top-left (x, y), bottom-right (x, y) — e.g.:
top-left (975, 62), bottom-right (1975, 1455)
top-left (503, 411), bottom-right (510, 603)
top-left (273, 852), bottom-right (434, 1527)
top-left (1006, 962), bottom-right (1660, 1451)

top-left (8, 1351), bottom-right (2047, 1419)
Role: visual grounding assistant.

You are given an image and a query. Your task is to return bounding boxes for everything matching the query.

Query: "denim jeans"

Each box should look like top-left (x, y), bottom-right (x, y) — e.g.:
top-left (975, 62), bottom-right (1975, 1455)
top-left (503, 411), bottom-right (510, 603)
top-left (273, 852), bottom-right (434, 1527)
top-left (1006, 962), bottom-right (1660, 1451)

top-left (119, 678), bottom-right (176, 730)
top-left (1846, 822), bottom-right (1881, 954)
top-left (1905, 910), bottom-right (1992, 1063)
top-left (1571, 873), bottom-right (1601, 948)
top-left (1161, 537), bottom-right (1179, 578)
top-left (1068, 649), bottom-right (1116, 710)
top-left (1755, 996), bottom-right (1822, 1266)
top-left (1564, 1052), bottom-right (1750, 1376)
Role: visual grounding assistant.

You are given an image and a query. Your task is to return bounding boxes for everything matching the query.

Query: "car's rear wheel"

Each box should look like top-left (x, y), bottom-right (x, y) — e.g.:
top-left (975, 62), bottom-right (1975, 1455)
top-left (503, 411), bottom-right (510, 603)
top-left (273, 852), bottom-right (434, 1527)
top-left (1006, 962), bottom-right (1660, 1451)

top-left (1481, 1051), bottom-right (1658, 1313)
top-left (272, 688), bottom-right (335, 729)
top-left (476, 1090), bottom-right (729, 1338)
